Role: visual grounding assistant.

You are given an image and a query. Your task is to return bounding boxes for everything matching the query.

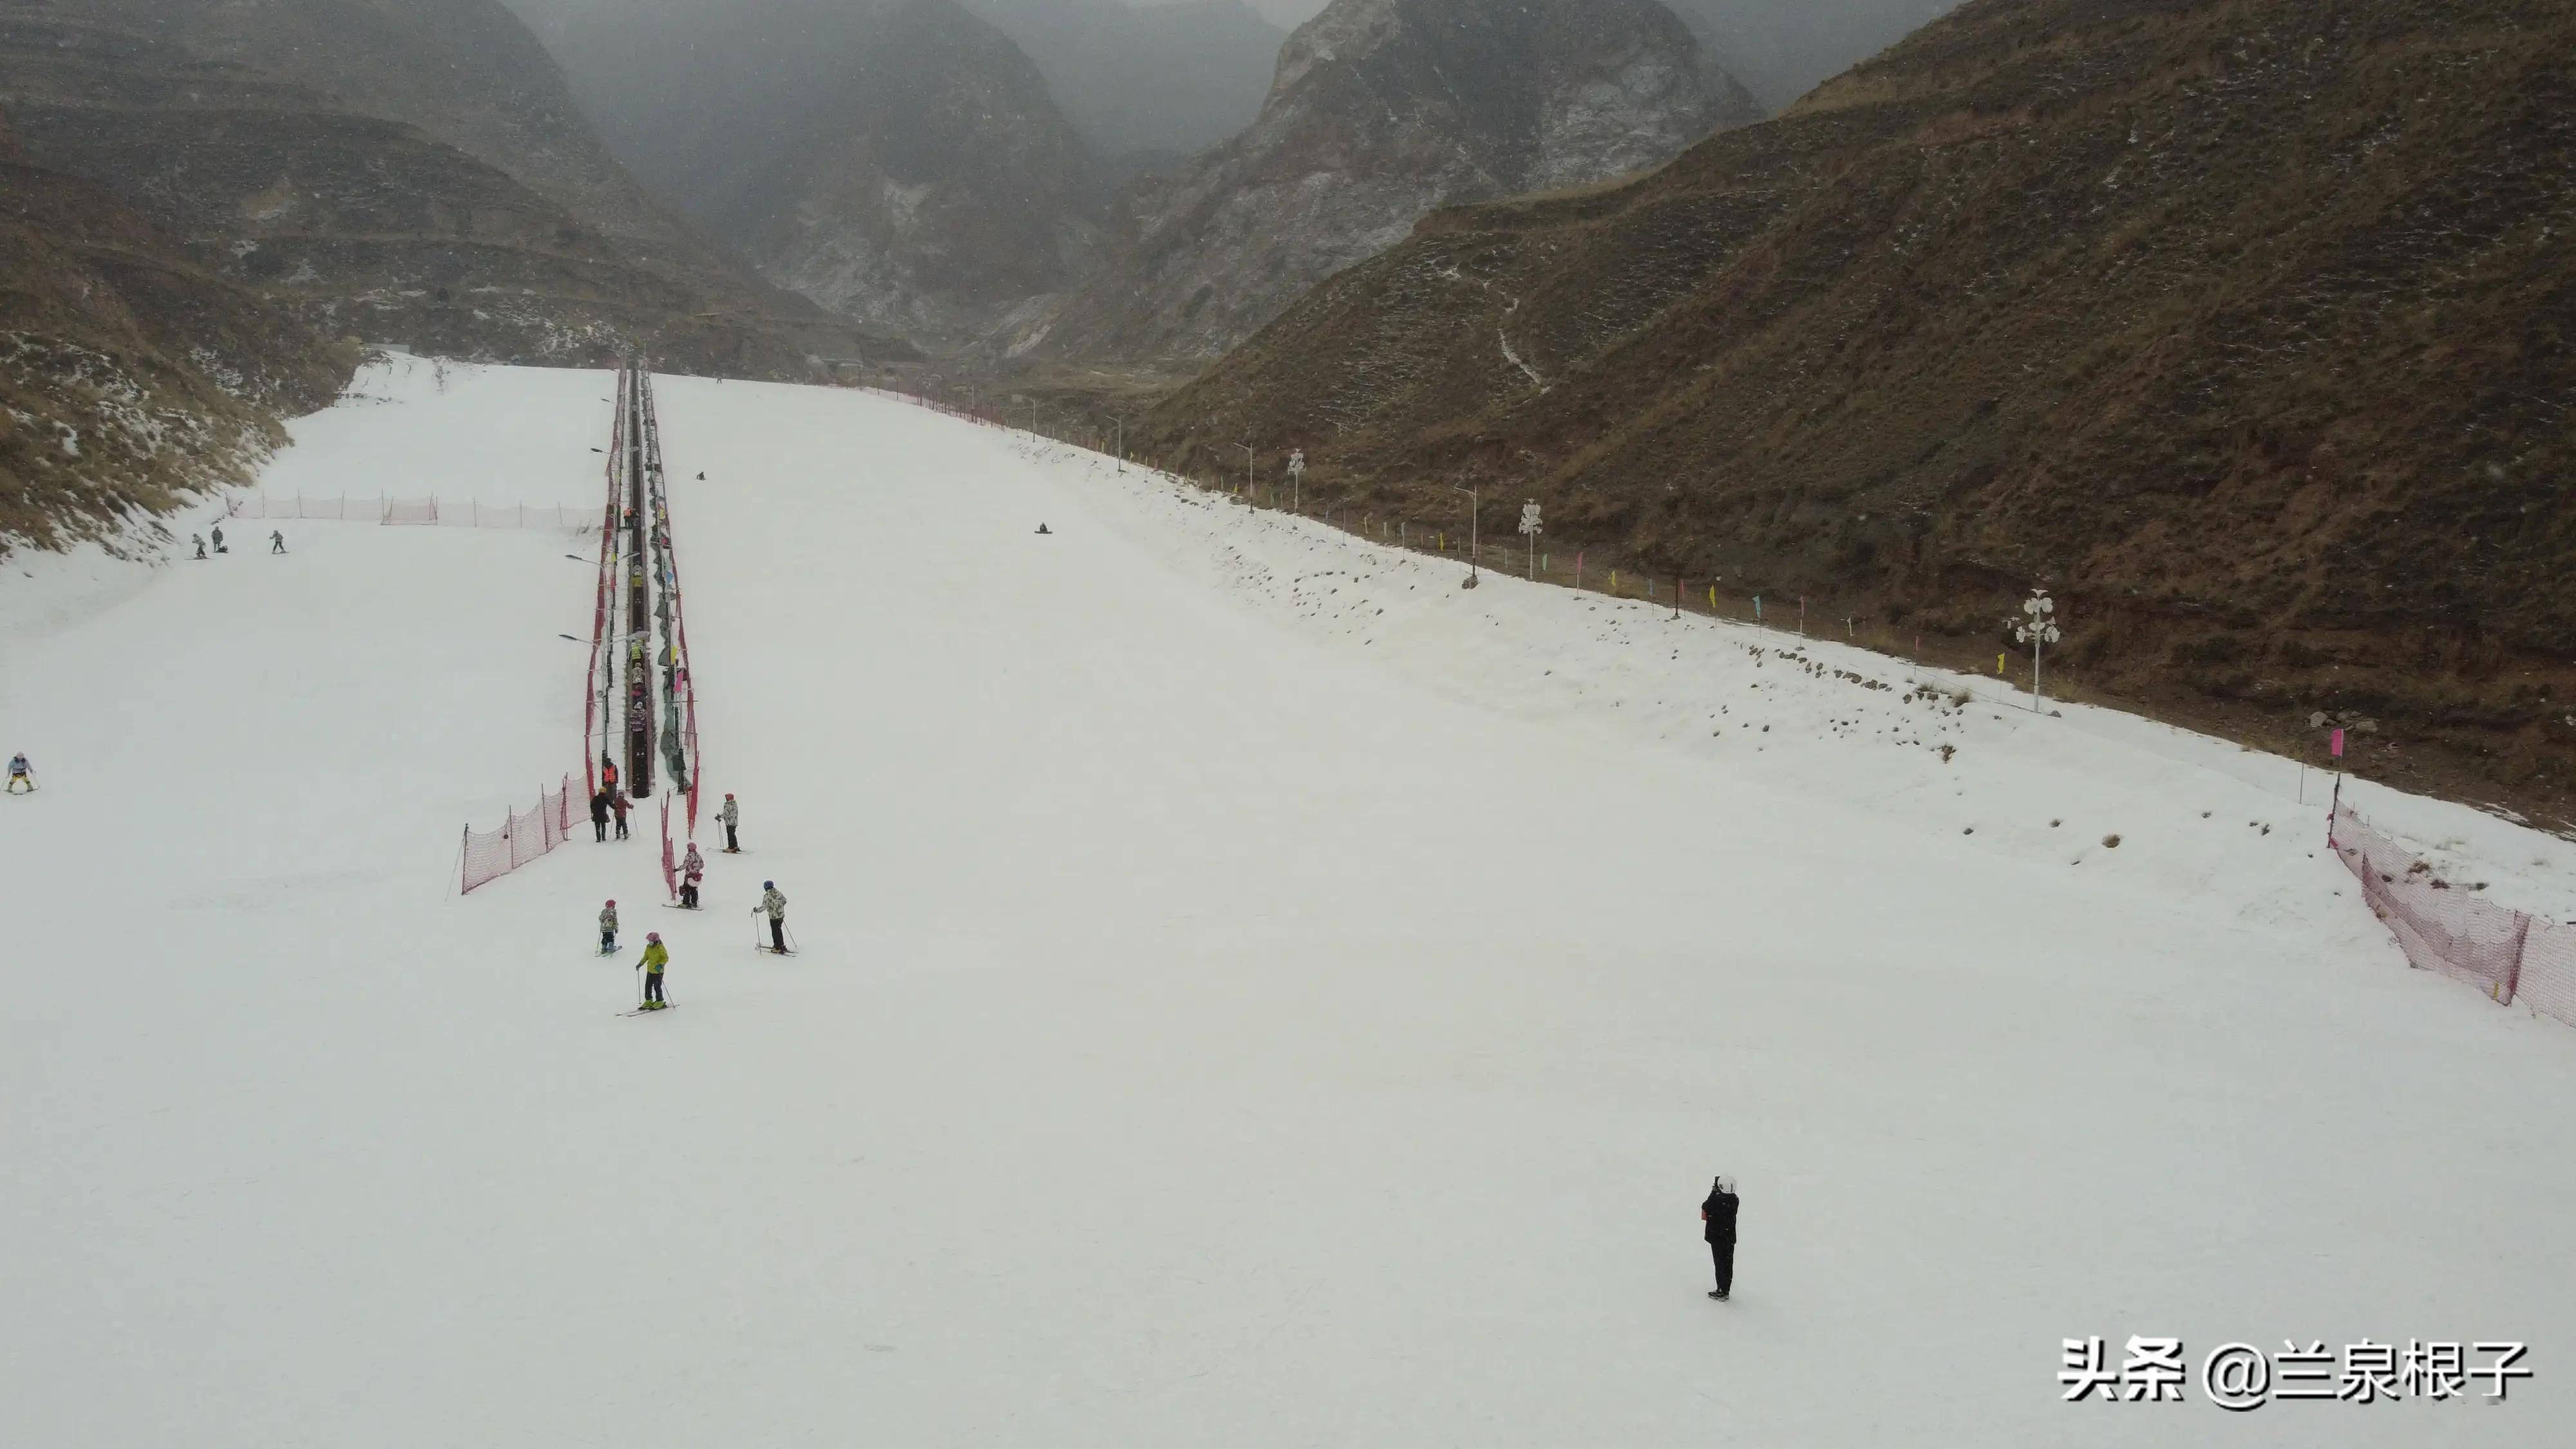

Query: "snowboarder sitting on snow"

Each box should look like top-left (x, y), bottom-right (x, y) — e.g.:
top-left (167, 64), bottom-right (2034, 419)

top-left (270, 530), bottom-right (286, 554)
top-left (610, 790), bottom-right (631, 841)
top-left (600, 899), bottom-right (620, 956)
top-left (590, 787), bottom-right (612, 842)
top-left (680, 842), bottom-right (705, 909)
top-left (753, 882), bottom-right (788, 954)
top-left (5, 753), bottom-right (32, 794)
top-left (638, 933), bottom-right (670, 1009)
top-left (719, 793), bottom-right (741, 853)
top-left (1701, 1175), bottom-right (1740, 1301)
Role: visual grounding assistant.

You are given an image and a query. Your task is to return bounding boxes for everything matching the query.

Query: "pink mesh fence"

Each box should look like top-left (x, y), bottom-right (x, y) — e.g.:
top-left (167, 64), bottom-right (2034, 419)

top-left (460, 775), bottom-right (575, 895)
top-left (2333, 806), bottom-right (2576, 1028)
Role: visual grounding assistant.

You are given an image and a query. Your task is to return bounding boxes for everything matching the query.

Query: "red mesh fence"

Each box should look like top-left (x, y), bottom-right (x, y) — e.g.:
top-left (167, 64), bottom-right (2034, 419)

top-left (659, 793), bottom-right (678, 902)
top-left (460, 775), bottom-right (575, 895)
top-left (2333, 806), bottom-right (2576, 1028)
top-left (584, 381), bottom-right (626, 797)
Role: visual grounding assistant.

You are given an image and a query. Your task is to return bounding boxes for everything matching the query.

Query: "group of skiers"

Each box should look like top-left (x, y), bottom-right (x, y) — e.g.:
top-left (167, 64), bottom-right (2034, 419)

top-left (189, 522), bottom-right (286, 560)
top-left (589, 788), bottom-right (783, 1010)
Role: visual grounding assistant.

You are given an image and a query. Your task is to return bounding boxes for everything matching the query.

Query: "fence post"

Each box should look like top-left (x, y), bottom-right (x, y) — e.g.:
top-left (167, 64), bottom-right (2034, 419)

top-left (2506, 913), bottom-right (2532, 1004)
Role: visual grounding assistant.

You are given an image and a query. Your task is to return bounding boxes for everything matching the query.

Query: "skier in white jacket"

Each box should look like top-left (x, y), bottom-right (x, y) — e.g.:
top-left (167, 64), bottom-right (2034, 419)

top-left (753, 883), bottom-right (787, 954)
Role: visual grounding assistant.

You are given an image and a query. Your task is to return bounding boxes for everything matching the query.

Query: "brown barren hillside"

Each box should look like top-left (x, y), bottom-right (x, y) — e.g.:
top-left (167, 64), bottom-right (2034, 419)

top-left (1139, 0), bottom-right (2576, 824)
top-left (0, 2), bottom-right (889, 377)
top-left (1, 102), bottom-right (353, 554)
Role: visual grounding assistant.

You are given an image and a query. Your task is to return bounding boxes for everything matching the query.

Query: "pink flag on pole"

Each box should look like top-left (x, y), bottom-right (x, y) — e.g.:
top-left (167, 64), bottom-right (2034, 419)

top-left (2331, 728), bottom-right (2346, 759)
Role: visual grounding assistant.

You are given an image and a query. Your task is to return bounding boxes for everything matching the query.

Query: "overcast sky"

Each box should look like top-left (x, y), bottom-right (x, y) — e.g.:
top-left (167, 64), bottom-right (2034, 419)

top-left (1149, 0), bottom-right (1325, 25)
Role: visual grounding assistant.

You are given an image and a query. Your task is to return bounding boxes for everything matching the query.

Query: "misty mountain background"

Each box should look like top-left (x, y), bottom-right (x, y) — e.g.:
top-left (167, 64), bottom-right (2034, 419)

top-left (488, 0), bottom-right (1965, 352)
top-left (499, 1), bottom-right (1962, 162)
top-left (504, 0), bottom-right (1289, 175)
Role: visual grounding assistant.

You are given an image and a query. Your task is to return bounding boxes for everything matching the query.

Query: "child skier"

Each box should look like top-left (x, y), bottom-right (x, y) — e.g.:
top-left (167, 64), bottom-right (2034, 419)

top-left (610, 790), bottom-right (630, 841)
top-left (679, 842), bottom-right (705, 909)
top-left (193, 535), bottom-right (208, 560)
top-left (5, 753), bottom-right (32, 794)
top-left (599, 899), bottom-right (620, 956)
top-left (270, 529), bottom-right (287, 554)
top-left (753, 882), bottom-right (788, 954)
top-left (638, 933), bottom-right (670, 1010)
top-left (719, 793), bottom-right (741, 853)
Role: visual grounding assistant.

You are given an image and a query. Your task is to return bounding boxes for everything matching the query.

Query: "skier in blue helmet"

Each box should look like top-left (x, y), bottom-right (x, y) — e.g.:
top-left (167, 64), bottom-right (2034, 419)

top-left (753, 881), bottom-right (788, 954)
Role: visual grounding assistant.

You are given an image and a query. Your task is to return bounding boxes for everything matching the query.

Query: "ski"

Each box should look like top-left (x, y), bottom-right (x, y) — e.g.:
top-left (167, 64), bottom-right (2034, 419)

top-left (755, 946), bottom-right (798, 956)
top-left (661, 904), bottom-right (703, 911)
top-left (618, 1004), bottom-right (676, 1017)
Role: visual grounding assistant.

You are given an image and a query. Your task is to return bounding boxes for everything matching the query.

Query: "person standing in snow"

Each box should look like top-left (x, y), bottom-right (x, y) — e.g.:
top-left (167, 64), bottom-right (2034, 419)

top-left (601, 756), bottom-right (620, 796)
top-left (270, 530), bottom-right (287, 554)
top-left (753, 881), bottom-right (788, 953)
top-left (719, 793), bottom-right (741, 853)
top-left (610, 789), bottom-right (630, 841)
top-left (1701, 1176), bottom-right (1740, 1301)
top-left (599, 899), bottom-right (620, 956)
top-left (192, 535), bottom-right (208, 561)
top-left (6, 753), bottom-right (33, 794)
top-left (211, 523), bottom-right (227, 554)
top-left (679, 842), bottom-right (705, 909)
top-left (590, 786), bottom-right (612, 842)
top-left (638, 933), bottom-right (670, 1009)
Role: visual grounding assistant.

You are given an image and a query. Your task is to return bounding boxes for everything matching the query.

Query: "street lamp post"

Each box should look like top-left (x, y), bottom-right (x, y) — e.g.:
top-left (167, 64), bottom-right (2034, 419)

top-left (2014, 589), bottom-right (2062, 710)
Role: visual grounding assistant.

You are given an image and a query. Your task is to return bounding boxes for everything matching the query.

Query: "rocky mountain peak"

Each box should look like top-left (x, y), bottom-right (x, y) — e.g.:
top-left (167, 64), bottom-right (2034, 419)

top-left (1027, 0), bottom-right (1756, 366)
top-left (725, 0), bottom-right (1105, 348)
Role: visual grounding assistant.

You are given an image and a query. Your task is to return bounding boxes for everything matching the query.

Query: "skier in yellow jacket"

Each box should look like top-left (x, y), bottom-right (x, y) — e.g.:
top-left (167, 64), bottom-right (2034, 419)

top-left (637, 933), bottom-right (670, 1010)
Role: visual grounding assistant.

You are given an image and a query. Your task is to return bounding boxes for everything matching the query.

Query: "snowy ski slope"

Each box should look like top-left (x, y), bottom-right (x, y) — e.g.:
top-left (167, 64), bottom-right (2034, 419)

top-left (3, 359), bottom-right (2571, 1446)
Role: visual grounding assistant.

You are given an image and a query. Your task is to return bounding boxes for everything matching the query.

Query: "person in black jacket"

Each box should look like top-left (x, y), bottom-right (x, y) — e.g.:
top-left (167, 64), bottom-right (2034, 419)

top-left (1701, 1176), bottom-right (1740, 1300)
top-left (590, 788), bottom-right (612, 842)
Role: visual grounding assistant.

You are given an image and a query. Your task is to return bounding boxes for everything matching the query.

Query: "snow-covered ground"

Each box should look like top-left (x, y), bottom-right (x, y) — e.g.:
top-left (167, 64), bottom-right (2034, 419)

top-left (4, 361), bottom-right (2571, 1446)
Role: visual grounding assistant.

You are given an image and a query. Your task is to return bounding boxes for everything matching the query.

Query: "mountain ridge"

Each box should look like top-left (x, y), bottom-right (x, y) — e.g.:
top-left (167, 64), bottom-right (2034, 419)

top-left (0, 0), bottom-right (885, 374)
top-left (1135, 0), bottom-right (2576, 817)
top-left (1023, 0), bottom-right (1761, 366)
